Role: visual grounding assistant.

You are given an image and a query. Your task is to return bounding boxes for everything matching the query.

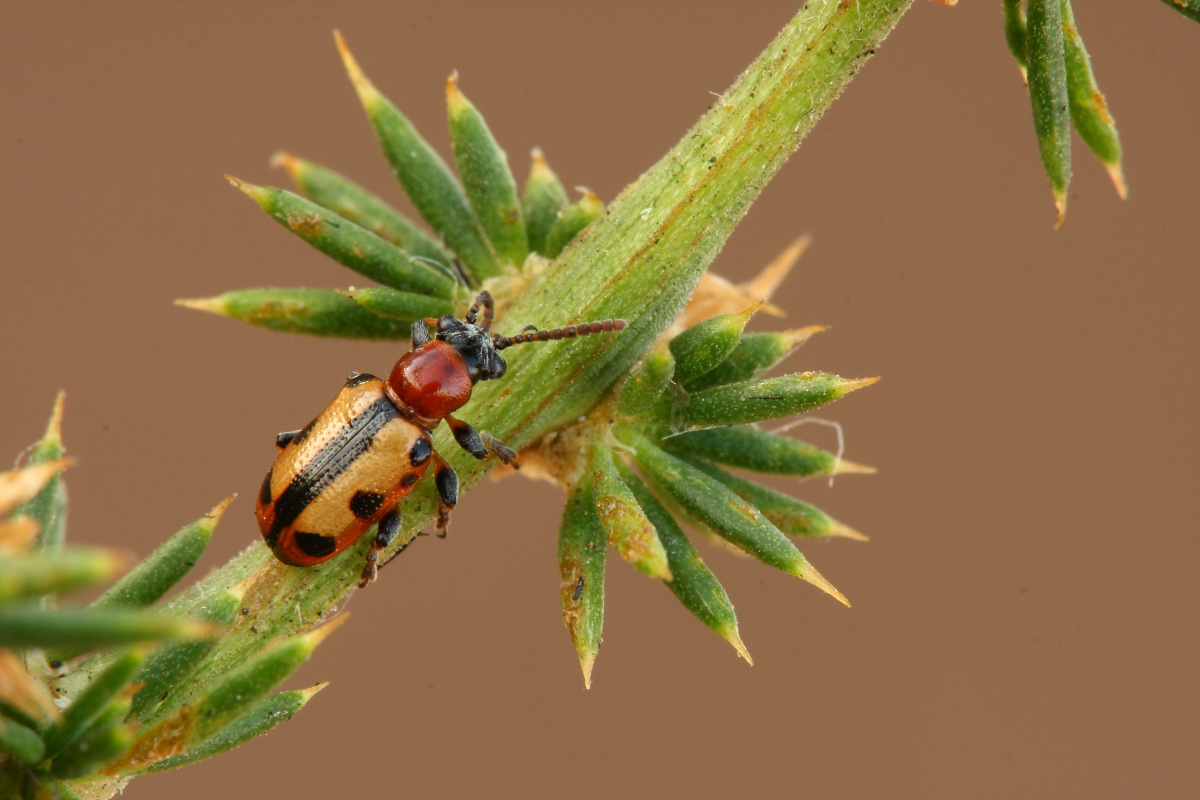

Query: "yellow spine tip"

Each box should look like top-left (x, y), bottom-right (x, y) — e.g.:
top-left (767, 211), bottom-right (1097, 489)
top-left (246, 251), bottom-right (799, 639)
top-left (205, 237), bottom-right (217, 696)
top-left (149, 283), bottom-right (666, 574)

top-left (829, 521), bottom-right (869, 542)
top-left (530, 146), bottom-right (546, 166)
top-left (334, 31), bottom-right (379, 106)
top-left (446, 70), bottom-right (460, 98)
top-left (1106, 162), bottom-right (1128, 200)
top-left (579, 652), bottom-right (595, 690)
top-left (269, 151), bottom-right (300, 176)
top-left (2, 459), bottom-right (74, 515)
top-left (206, 494), bottom-right (236, 523)
top-left (1053, 193), bottom-right (1068, 229)
top-left (839, 376), bottom-right (880, 394)
top-left (740, 233), bottom-right (811, 303)
top-left (832, 458), bottom-right (876, 475)
top-left (723, 627), bottom-right (754, 665)
top-left (784, 324), bottom-right (828, 348)
top-left (797, 565), bottom-right (851, 608)
top-left (175, 297), bottom-right (224, 315)
top-left (737, 300), bottom-right (765, 321)
top-left (576, 187), bottom-right (602, 212)
top-left (45, 390), bottom-right (67, 443)
top-left (224, 175), bottom-right (266, 204)
top-left (301, 682), bottom-right (330, 701)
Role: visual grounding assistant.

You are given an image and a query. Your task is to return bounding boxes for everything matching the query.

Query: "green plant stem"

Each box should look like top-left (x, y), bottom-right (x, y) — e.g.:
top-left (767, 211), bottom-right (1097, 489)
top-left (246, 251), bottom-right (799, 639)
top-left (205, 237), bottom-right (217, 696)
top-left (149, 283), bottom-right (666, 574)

top-left (131, 0), bottom-right (912, 718)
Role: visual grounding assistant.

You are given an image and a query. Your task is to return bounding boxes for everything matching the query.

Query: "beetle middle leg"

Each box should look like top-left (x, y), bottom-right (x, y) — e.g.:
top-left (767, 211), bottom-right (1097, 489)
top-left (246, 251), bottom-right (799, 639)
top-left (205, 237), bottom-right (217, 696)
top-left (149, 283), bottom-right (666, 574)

top-left (431, 452), bottom-right (459, 538)
top-left (359, 506), bottom-right (402, 587)
top-left (444, 414), bottom-right (519, 468)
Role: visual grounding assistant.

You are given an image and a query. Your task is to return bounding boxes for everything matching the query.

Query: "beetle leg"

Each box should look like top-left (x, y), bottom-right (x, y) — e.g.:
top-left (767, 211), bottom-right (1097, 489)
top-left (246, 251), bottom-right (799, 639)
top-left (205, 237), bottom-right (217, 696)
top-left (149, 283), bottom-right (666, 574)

top-left (431, 453), bottom-right (459, 538)
top-left (275, 430), bottom-right (301, 450)
top-left (410, 319), bottom-right (432, 348)
top-left (359, 506), bottom-right (403, 587)
top-left (444, 415), bottom-right (519, 467)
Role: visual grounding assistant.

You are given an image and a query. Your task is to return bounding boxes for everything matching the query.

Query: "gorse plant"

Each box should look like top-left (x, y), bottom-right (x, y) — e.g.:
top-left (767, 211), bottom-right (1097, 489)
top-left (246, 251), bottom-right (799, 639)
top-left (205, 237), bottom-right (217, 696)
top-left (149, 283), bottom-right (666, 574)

top-left (3, 2), bottom-right (1194, 797)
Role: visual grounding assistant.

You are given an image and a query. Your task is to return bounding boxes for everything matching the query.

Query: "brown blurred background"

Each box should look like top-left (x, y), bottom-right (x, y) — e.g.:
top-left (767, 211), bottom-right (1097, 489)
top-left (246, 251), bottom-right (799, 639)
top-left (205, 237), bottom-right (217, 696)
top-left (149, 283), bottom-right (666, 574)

top-left (3, 2), bottom-right (1197, 798)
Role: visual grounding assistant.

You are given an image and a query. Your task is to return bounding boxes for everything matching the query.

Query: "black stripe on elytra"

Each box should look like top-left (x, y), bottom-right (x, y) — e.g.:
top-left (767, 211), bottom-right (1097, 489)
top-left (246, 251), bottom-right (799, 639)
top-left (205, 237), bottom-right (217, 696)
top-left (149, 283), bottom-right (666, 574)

top-left (350, 490), bottom-right (385, 520)
top-left (294, 531), bottom-right (337, 558)
top-left (268, 395), bottom-right (399, 543)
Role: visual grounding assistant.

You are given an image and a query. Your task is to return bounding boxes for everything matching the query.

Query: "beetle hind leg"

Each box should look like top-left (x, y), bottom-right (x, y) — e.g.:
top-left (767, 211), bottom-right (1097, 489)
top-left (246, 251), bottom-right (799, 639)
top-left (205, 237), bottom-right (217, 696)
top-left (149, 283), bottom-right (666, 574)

top-left (359, 507), bottom-right (402, 588)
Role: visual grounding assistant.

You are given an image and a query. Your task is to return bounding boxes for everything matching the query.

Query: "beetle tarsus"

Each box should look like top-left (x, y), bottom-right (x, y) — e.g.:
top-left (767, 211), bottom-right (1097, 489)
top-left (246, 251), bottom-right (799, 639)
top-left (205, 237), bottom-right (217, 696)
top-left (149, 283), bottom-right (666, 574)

top-left (432, 454), bottom-right (458, 538)
top-left (481, 430), bottom-right (519, 468)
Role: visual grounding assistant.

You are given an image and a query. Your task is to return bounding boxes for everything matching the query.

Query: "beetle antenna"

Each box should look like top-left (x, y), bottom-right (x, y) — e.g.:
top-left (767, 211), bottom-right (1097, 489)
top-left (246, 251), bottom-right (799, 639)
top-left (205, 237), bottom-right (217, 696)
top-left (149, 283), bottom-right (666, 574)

top-left (465, 290), bottom-right (495, 331)
top-left (493, 319), bottom-right (627, 350)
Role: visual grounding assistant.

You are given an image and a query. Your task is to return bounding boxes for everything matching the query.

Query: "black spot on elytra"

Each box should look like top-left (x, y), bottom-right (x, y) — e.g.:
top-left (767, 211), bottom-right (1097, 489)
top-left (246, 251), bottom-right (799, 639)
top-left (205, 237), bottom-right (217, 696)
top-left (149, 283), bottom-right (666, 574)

top-left (293, 531), bottom-right (337, 558)
top-left (350, 490), bottom-right (385, 520)
top-left (259, 469), bottom-right (274, 507)
top-left (400, 473), bottom-right (419, 488)
top-left (268, 396), bottom-right (398, 544)
top-left (410, 437), bottom-right (432, 466)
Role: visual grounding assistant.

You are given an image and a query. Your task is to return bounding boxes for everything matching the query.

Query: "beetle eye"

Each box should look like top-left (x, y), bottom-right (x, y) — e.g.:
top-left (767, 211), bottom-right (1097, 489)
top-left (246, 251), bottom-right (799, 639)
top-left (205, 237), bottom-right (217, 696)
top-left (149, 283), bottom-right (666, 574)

top-left (489, 353), bottom-right (506, 380)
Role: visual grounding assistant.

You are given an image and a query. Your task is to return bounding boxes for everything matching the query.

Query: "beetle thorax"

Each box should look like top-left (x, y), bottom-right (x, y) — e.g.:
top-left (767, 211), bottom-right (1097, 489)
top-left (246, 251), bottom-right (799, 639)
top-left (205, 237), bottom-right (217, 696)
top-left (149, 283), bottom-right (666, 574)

top-left (385, 341), bottom-right (475, 426)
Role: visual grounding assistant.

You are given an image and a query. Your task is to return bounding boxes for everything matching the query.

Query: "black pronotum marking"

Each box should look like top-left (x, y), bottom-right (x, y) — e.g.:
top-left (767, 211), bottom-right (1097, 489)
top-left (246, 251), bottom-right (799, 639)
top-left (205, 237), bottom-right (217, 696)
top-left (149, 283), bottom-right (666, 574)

top-left (267, 396), bottom-right (399, 550)
top-left (345, 371), bottom-right (375, 387)
top-left (293, 531), bottom-right (337, 558)
top-left (410, 437), bottom-right (433, 467)
top-left (350, 490), bottom-right (385, 520)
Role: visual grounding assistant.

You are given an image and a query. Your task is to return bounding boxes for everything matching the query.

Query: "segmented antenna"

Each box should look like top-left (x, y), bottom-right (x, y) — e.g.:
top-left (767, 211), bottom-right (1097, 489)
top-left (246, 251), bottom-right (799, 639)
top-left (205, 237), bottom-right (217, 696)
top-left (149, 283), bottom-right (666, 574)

top-left (465, 289), bottom-right (496, 331)
top-left (493, 319), bottom-right (627, 350)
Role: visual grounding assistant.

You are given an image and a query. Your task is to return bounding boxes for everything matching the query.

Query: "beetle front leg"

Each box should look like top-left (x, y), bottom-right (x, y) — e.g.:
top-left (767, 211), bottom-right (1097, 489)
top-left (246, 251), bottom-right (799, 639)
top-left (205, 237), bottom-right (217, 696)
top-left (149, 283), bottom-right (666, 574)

top-left (431, 453), bottom-right (458, 538)
top-left (359, 506), bottom-right (403, 587)
top-left (411, 319), bottom-right (433, 348)
top-left (444, 415), bottom-right (519, 468)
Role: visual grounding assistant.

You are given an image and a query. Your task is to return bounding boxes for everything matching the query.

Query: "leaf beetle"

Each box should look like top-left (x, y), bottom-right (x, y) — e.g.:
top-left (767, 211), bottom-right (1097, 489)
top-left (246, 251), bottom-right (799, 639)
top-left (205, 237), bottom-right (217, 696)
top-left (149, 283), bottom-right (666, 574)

top-left (255, 290), bottom-right (626, 586)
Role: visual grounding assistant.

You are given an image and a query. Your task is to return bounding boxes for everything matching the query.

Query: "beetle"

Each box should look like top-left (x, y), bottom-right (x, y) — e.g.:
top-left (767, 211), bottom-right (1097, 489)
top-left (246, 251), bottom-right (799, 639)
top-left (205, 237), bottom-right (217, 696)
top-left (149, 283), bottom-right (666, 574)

top-left (256, 289), bottom-right (626, 586)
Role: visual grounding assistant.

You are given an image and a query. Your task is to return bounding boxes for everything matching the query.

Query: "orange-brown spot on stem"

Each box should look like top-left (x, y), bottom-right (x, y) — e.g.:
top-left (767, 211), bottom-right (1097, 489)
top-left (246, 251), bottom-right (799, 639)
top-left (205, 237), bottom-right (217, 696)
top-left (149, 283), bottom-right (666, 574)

top-left (286, 212), bottom-right (327, 237)
top-left (109, 706), bottom-right (195, 774)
